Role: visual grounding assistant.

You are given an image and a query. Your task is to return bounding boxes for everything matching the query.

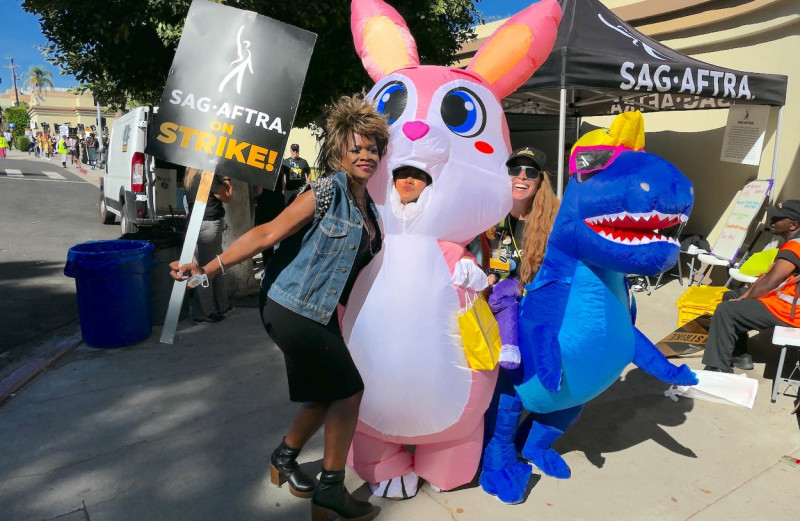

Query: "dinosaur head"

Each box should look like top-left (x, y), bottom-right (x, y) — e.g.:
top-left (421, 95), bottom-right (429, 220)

top-left (550, 146), bottom-right (693, 277)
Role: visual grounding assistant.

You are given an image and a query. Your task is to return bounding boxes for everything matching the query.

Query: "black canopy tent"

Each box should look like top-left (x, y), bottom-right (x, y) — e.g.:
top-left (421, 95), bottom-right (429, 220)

top-left (502, 0), bottom-right (789, 197)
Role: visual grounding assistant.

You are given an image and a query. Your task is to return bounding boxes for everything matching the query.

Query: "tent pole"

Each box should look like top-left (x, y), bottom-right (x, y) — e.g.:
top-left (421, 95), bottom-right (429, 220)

top-left (557, 88), bottom-right (567, 198)
top-left (768, 105), bottom-right (784, 205)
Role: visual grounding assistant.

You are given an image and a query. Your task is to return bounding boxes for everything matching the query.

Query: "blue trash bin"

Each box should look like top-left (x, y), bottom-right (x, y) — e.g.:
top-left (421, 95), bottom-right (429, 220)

top-left (64, 240), bottom-right (156, 347)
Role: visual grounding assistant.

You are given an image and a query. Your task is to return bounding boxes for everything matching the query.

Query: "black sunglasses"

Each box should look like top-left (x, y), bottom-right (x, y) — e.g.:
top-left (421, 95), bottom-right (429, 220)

top-left (508, 165), bottom-right (540, 180)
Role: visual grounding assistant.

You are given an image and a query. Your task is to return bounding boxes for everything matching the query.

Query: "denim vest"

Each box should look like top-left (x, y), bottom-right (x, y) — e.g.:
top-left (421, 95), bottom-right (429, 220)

top-left (265, 171), bottom-right (380, 325)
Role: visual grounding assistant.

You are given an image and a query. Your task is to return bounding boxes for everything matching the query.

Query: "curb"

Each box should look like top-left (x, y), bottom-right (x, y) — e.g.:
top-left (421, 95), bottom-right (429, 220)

top-left (0, 333), bottom-right (82, 405)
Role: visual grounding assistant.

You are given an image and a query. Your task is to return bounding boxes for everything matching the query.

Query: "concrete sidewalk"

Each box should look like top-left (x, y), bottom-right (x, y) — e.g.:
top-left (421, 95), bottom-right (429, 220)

top-left (0, 279), bottom-right (798, 521)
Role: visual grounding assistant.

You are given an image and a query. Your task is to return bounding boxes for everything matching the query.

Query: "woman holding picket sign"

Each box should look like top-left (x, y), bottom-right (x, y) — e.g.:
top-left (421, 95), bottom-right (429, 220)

top-left (171, 93), bottom-right (388, 521)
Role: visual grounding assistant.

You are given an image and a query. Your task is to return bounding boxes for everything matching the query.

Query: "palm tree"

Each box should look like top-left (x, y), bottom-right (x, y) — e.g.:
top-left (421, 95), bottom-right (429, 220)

top-left (21, 66), bottom-right (55, 100)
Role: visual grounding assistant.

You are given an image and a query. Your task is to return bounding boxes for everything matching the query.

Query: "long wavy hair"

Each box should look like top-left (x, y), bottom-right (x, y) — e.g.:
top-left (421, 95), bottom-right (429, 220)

top-left (184, 167), bottom-right (200, 192)
top-left (318, 92), bottom-right (390, 179)
top-left (519, 171), bottom-right (560, 285)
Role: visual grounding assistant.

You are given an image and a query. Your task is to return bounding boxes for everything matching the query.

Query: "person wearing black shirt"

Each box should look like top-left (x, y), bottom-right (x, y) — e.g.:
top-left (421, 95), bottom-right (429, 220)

top-left (184, 168), bottom-right (234, 323)
top-left (280, 143), bottom-right (311, 204)
top-left (482, 147), bottom-right (560, 376)
top-left (486, 146), bottom-right (559, 286)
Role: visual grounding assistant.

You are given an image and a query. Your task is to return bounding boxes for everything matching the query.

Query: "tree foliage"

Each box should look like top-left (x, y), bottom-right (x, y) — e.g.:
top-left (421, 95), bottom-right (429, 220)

top-left (22, 0), bottom-right (481, 127)
top-left (3, 103), bottom-right (31, 138)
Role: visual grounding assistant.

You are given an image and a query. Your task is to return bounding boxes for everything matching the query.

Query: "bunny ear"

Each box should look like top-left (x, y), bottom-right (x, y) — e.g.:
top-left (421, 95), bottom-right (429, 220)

top-left (351, 0), bottom-right (420, 82)
top-left (467, 0), bottom-right (562, 99)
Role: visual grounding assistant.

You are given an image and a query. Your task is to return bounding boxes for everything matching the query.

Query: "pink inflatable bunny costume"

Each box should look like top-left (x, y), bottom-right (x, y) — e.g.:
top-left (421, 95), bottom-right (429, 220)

top-left (341, 0), bottom-right (562, 498)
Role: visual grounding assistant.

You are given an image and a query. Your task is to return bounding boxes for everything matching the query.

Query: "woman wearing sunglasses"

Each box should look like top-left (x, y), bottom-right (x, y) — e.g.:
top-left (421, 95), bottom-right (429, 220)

top-left (483, 146), bottom-right (559, 369)
top-left (486, 147), bottom-right (559, 287)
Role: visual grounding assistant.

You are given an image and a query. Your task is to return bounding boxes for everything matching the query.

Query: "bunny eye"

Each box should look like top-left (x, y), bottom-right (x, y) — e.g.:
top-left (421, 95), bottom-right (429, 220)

top-left (441, 87), bottom-right (486, 138)
top-left (374, 81), bottom-right (408, 125)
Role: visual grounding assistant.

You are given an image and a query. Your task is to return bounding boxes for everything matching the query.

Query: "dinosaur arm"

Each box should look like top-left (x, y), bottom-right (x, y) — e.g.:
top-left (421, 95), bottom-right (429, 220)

top-left (520, 281), bottom-right (569, 392)
top-left (632, 327), bottom-right (698, 385)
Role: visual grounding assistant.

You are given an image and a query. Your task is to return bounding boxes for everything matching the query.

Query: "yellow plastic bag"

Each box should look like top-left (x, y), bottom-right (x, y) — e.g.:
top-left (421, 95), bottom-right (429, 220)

top-left (458, 292), bottom-right (502, 370)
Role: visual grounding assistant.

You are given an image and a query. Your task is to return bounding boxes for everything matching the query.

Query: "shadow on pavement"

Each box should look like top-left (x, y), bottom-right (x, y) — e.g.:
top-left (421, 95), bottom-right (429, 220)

top-left (557, 368), bottom-right (696, 470)
top-left (0, 260), bottom-right (78, 356)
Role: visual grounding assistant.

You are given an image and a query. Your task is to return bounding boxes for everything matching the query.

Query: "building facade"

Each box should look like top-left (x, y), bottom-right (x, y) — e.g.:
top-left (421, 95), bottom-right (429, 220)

top-left (0, 87), bottom-right (117, 137)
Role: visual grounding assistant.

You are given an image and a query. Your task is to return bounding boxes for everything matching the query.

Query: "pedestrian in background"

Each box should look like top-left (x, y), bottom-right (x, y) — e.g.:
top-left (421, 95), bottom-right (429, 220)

top-left (57, 135), bottom-right (69, 168)
top-left (183, 167), bottom-right (234, 324)
top-left (0, 132), bottom-right (8, 159)
top-left (280, 143), bottom-right (312, 204)
top-left (85, 133), bottom-right (98, 169)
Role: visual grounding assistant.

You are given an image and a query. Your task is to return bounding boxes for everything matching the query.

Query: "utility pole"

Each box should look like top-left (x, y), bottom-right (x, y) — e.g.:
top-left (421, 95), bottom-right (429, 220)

top-left (4, 57), bottom-right (20, 106)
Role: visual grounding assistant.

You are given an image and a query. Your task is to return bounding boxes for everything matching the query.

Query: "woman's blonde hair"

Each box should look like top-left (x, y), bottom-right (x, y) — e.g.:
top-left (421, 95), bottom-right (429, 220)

top-left (184, 167), bottom-right (200, 190)
top-left (319, 92), bottom-right (390, 177)
top-left (519, 171), bottom-right (560, 285)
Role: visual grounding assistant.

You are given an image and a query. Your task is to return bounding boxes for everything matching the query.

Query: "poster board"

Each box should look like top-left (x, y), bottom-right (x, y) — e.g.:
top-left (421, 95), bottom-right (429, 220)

top-left (154, 0), bottom-right (317, 344)
top-left (720, 105), bottom-right (770, 166)
top-left (145, 0), bottom-right (317, 190)
top-left (711, 179), bottom-right (772, 263)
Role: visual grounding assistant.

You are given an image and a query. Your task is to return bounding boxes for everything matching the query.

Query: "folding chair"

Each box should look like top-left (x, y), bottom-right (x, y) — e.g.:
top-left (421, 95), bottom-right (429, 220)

top-left (725, 230), bottom-right (779, 287)
top-left (651, 220), bottom-right (688, 290)
top-left (688, 180), bottom-right (772, 286)
top-left (771, 326), bottom-right (800, 403)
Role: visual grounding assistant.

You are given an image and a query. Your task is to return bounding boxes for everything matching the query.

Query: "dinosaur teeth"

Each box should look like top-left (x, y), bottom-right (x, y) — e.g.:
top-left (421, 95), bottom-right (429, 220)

top-left (585, 220), bottom-right (682, 247)
top-left (586, 210), bottom-right (688, 229)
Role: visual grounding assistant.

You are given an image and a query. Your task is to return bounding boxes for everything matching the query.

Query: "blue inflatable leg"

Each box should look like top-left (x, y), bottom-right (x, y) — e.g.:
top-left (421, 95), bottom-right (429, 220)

top-left (479, 394), bottom-right (533, 504)
top-left (521, 405), bottom-right (583, 479)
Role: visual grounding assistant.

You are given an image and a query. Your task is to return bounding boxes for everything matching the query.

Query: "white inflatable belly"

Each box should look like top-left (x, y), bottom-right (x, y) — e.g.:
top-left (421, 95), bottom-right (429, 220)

top-left (344, 235), bottom-right (473, 437)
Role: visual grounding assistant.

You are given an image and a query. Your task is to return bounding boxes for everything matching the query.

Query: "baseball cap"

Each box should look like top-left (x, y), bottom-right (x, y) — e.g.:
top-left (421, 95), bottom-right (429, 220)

top-left (506, 146), bottom-right (546, 171)
top-left (767, 200), bottom-right (800, 222)
top-left (290, 143), bottom-right (299, 151)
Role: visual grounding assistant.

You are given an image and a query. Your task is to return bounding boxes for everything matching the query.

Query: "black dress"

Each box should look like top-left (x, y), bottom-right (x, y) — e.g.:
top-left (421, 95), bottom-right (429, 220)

top-left (261, 218), bottom-right (380, 402)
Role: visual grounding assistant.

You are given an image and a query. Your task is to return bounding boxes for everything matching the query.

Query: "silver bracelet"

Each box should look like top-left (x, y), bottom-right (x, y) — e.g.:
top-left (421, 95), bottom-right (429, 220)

top-left (216, 255), bottom-right (226, 275)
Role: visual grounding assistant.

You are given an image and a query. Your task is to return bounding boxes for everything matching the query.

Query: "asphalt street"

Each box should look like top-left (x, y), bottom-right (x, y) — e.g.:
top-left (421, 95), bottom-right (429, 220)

top-left (0, 148), bottom-right (117, 360)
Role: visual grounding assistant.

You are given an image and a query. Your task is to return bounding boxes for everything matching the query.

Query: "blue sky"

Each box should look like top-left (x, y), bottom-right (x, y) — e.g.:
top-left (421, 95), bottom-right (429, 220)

top-left (0, 0), bottom-right (536, 94)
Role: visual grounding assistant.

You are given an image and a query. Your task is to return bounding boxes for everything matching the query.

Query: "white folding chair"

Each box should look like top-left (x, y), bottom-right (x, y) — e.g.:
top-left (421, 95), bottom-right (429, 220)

top-left (771, 326), bottom-right (800, 403)
top-left (651, 221), bottom-right (688, 290)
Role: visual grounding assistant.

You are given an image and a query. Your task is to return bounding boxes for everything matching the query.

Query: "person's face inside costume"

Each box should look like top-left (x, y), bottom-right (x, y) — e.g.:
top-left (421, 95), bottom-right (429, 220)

top-left (342, 133), bottom-right (380, 186)
top-left (508, 158), bottom-right (541, 203)
top-left (393, 167), bottom-right (432, 204)
top-left (769, 215), bottom-right (800, 236)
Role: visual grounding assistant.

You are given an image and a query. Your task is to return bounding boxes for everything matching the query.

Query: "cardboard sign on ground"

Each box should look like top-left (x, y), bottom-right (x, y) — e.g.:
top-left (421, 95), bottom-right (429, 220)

top-left (656, 314), bottom-right (712, 357)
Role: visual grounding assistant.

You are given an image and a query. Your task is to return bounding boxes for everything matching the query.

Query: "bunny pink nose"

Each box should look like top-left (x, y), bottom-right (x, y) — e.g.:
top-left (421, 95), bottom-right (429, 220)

top-left (402, 121), bottom-right (429, 141)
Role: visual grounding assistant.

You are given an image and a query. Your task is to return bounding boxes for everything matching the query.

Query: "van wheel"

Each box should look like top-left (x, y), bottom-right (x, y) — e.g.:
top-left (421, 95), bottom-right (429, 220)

top-left (99, 185), bottom-right (115, 224)
top-left (120, 202), bottom-right (137, 235)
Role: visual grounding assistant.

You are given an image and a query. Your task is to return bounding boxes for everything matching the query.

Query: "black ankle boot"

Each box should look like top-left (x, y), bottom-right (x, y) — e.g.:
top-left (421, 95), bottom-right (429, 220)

top-left (270, 438), bottom-right (315, 498)
top-left (311, 469), bottom-right (373, 521)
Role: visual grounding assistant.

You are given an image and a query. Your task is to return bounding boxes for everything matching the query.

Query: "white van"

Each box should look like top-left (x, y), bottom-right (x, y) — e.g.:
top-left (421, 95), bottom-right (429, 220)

top-left (100, 106), bottom-right (187, 233)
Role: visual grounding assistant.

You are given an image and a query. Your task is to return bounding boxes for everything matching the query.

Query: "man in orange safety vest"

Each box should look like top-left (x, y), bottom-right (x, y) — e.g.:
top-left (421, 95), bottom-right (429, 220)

top-left (703, 200), bottom-right (800, 373)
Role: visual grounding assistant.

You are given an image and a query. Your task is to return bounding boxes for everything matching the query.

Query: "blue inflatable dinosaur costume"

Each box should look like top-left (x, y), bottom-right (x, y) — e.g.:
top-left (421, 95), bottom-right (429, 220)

top-left (480, 112), bottom-right (699, 504)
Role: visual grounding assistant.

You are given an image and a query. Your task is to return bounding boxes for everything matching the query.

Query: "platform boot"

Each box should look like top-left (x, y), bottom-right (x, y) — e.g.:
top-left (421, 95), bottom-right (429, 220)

top-left (311, 469), bottom-right (373, 521)
top-left (270, 438), bottom-right (316, 498)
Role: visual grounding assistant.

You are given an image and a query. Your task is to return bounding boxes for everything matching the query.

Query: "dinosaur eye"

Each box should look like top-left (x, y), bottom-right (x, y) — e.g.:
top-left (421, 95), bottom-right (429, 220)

top-left (440, 87), bottom-right (486, 137)
top-left (374, 81), bottom-right (408, 125)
